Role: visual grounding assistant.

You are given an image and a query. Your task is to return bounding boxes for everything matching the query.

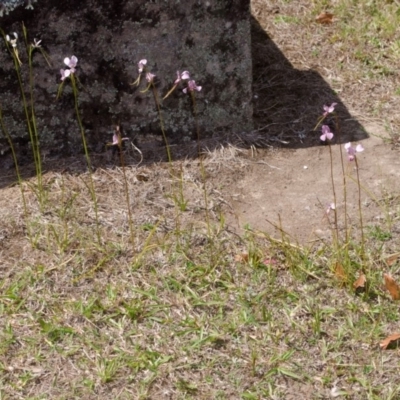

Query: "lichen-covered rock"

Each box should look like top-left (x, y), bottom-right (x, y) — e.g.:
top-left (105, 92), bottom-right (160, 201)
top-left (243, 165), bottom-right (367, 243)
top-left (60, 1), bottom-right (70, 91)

top-left (0, 0), bottom-right (253, 160)
top-left (0, 0), bottom-right (36, 18)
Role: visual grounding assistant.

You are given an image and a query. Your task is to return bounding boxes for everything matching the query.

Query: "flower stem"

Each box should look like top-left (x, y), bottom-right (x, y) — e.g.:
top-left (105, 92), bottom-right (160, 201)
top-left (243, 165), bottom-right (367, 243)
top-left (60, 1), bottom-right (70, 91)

top-left (26, 33), bottom-right (44, 206)
top-left (334, 114), bottom-right (348, 244)
top-left (328, 142), bottom-right (339, 247)
top-left (354, 156), bottom-right (365, 256)
top-left (151, 82), bottom-right (172, 163)
top-left (115, 125), bottom-right (135, 248)
top-left (70, 74), bottom-right (102, 244)
top-left (0, 106), bottom-right (33, 245)
top-left (6, 31), bottom-right (44, 207)
top-left (190, 91), bottom-right (211, 239)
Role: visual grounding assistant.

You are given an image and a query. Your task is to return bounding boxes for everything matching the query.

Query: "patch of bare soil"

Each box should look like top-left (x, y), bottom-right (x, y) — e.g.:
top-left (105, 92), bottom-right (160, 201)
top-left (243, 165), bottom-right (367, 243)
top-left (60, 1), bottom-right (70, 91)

top-left (223, 122), bottom-right (400, 245)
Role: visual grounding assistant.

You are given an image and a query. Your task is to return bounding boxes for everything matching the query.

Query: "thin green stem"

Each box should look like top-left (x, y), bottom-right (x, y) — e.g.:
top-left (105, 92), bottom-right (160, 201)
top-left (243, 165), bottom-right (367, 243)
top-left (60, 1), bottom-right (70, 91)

top-left (334, 114), bottom-right (348, 244)
top-left (22, 24), bottom-right (43, 184)
top-left (328, 142), bottom-right (339, 247)
top-left (149, 81), bottom-right (188, 213)
top-left (354, 156), bottom-right (365, 257)
top-left (0, 106), bottom-right (33, 244)
top-left (8, 40), bottom-right (44, 205)
top-left (190, 92), bottom-right (211, 239)
top-left (313, 115), bottom-right (326, 132)
top-left (70, 74), bottom-right (102, 244)
top-left (151, 83), bottom-right (172, 163)
top-left (27, 44), bottom-right (43, 187)
top-left (114, 125), bottom-right (135, 249)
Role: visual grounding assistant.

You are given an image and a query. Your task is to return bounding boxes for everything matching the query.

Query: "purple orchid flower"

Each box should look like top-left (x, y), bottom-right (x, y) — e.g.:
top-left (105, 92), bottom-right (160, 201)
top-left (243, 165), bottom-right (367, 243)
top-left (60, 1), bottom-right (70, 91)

top-left (60, 56), bottom-right (78, 81)
top-left (174, 70), bottom-right (190, 84)
top-left (64, 56), bottom-right (78, 73)
top-left (323, 102), bottom-right (337, 117)
top-left (131, 59), bottom-right (148, 86)
top-left (138, 59), bottom-right (147, 73)
top-left (344, 142), bottom-right (364, 161)
top-left (183, 79), bottom-right (202, 94)
top-left (320, 125), bottom-right (334, 141)
top-left (163, 70), bottom-right (192, 99)
top-left (145, 72), bottom-right (156, 83)
top-left (139, 72), bottom-right (157, 93)
top-left (60, 69), bottom-right (72, 81)
top-left (112, 133), bottom-right (129, 146)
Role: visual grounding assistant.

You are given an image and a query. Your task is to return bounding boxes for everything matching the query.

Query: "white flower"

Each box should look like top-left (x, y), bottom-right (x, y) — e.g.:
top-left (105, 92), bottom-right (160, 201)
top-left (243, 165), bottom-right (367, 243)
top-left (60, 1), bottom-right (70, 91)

top-left (32, 38), bottom-right (42, 48)
top-left (64, 56), bottom-right (78, 73)
top-left (138, 59), bottom-right (147, 73)
top-left (6, 32), bottom-right (18, 48)
top-left (60, 69), bottom-right (72, 81)
top-left (326, 203), bottom-right (336, 214)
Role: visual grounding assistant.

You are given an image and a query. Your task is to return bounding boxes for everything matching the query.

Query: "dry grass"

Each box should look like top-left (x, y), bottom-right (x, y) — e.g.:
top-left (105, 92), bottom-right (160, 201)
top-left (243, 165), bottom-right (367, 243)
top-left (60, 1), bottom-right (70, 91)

top-left (1, 1), bottom-right (400, 399)
top-left (1, 155), bottom-right (400, 399)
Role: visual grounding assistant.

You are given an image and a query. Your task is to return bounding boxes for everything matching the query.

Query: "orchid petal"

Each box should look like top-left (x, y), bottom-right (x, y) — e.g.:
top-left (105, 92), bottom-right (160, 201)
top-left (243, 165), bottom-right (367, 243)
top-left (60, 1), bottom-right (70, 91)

top-left (181, 71), bottom-right (190, 80)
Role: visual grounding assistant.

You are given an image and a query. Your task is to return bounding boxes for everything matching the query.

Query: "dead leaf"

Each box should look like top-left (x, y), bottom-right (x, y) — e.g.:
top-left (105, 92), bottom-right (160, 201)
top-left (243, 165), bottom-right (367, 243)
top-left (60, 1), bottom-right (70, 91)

top-left (380, 333), bottom-right (400, 350)
top-left (384, 273), bottom-right (400, 300)
top-left (353, 273), bottom-right (366, 292)
top-left (315, 12), bottom-right (334, 24)
top-left (385, 253), bottom-right (400, 267)
top-left (235, 253), bottom-right (249, 263)
top-left (334, 263), bottom-right (347, 282)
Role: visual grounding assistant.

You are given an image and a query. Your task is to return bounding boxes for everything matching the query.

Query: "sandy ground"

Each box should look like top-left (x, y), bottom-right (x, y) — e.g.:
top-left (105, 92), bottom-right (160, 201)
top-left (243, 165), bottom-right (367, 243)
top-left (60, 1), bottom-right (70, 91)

top-left (224, 122), bottom-right (400, 245)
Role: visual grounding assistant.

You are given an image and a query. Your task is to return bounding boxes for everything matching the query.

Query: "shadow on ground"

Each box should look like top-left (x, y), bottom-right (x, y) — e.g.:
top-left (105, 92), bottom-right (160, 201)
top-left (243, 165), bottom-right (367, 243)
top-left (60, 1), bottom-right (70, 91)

top-left (250, 16), bottom-right (367, 149)
top-left (0, 14), bottom-right (368, 189)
